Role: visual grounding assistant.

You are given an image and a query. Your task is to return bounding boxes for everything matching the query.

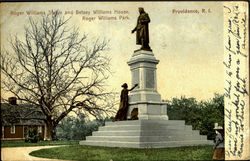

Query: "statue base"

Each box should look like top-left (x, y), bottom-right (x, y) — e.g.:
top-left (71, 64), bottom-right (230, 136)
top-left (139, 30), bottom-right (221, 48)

top-left (134, 47), bottom-right (152, 52)
top-left (127, 101), bottom-right (168, 120)
top-left (80, 120), bottom-right (213, 148)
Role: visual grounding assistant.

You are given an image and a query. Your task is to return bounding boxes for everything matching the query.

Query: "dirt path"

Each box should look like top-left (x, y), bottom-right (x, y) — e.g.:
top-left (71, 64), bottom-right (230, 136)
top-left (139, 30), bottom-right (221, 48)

top-left (1, 146), bottom-right (71, 161)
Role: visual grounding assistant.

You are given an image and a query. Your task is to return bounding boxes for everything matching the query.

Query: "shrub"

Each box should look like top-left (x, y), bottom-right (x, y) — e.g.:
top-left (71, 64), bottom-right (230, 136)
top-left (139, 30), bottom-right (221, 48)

top-left (25, 128), bottom-right (40, 143)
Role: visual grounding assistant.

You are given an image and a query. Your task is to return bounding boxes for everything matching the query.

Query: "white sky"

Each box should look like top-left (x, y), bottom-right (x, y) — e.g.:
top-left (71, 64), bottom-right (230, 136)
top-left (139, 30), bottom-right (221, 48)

top-left (1, 2), bottom-right (224, 102)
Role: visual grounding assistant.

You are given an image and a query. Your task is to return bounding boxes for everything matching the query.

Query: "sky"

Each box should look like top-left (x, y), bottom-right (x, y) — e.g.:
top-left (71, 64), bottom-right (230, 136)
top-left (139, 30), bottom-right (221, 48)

top-left (1, 2), bottom-right (224, 102)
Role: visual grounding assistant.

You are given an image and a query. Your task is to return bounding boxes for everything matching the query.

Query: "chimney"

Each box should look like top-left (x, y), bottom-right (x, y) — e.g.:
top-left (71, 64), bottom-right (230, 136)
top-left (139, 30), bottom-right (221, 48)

top-left (8, 97), bottom-right (17, 105)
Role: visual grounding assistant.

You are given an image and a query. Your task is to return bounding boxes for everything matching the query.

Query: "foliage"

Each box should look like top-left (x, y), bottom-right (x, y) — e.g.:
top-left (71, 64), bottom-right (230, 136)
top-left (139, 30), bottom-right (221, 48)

top-left (56, 113), bottom-right (112, 140)
top-left (1, 11), bottom-right (115, 140)
top-left (1, 140), bottom-right (78, 147)
top-left (30, 145), bottom-right (214, 161)
top-left (167, 93), bottom-right (224, 140)
top-left (25, 128), bottom-right (40, 143)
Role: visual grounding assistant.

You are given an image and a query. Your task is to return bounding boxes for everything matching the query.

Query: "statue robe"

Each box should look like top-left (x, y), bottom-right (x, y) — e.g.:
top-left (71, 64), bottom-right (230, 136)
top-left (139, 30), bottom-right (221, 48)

top-left (113, 88), bottom-right (129, 121)
top-left (135, 12), bottom-right (150, 45)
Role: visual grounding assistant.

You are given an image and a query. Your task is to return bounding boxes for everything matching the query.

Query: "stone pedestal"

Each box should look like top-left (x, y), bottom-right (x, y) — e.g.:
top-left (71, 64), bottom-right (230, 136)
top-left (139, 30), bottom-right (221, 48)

top-left (127, 50), bottom-right (168, 120)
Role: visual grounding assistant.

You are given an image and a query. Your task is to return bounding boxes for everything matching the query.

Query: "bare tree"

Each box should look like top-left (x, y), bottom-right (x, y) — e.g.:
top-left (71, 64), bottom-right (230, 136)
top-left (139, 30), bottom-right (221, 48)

top-left (1, 12), bottom-right (115, 140)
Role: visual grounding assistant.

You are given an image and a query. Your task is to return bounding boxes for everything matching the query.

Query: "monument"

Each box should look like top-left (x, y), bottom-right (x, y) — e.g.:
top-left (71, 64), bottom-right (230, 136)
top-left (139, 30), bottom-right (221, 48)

top-left (80, 8), bottom-right (213, 148)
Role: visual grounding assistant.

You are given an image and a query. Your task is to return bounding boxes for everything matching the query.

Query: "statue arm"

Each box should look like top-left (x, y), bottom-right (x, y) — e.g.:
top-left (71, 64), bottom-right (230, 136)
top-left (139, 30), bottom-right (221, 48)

top-left (132, 25), bottom-right (137, 33)
top-left (128, 84), bottom-right (138, 91)
top-left (132, 18), bottom-right (140, 33)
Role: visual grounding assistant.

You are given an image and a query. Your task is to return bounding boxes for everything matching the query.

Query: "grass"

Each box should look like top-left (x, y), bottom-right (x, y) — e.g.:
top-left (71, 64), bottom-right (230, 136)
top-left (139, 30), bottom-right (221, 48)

top-left (30, 145), bottom-right (214, 161)
top-left (1, 140), bottom-right (79, 147)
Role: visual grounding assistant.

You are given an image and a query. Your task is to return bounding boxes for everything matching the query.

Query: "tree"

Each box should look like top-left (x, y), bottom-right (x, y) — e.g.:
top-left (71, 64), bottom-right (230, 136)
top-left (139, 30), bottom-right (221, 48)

top-left (199, 94), bottom-right (224, 139)
top-left (167, 94), bottom-right (224, 140)
top-left (1, 11), bottom-right (115, 140)
top-left (56, 113), bottom-right (112, 140)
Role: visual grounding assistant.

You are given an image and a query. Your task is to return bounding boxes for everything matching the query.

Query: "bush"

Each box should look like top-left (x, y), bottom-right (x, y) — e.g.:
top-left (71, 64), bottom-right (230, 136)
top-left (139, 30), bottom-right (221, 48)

top-left (25, 128), bottom-right (40, 143)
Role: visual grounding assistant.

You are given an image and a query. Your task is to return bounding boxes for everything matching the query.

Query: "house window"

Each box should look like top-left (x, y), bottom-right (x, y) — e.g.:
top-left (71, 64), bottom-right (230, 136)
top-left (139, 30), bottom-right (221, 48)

top-left (11, 125), bottom-right (15, 134)
top-left (38, 126), bottom-right (42, 133)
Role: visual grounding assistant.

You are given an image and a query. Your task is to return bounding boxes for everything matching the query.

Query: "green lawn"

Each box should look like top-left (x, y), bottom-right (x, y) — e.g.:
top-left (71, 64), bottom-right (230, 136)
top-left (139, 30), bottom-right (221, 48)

top-left (30, 145), bottom-right (214, 161)
top-left (1, 140), bottom-right (79, 147)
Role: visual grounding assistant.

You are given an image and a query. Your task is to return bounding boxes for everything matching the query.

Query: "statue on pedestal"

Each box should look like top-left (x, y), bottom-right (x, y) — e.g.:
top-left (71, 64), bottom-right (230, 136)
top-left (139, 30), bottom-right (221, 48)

top-left (132, 7), bottom-right (151, 51)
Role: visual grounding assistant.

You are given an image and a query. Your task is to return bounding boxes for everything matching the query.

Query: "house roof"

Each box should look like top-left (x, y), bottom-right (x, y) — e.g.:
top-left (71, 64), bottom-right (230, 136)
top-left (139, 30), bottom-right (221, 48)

top-left (1, 103), bottom-right (46, 126)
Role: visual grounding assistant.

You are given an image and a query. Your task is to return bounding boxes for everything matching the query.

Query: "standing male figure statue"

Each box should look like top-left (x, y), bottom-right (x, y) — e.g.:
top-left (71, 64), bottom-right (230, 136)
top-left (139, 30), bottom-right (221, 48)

top-left (132, 7), bottom-right (151, 51)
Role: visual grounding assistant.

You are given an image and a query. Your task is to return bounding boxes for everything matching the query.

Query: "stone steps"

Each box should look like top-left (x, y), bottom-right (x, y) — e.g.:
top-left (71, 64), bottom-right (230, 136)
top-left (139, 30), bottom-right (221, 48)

top-left (105, 120), bottom-right (185, 126)
top-left (80, 140), bottom-right (213, 148)
top-left (93, 129), bottom-right (200, 136)
top-left (80, 120), bottom-right (212, 148)
top-left (99, 131), bottom-right (206, 139)
top-left (86, 135), bottom-right (207, 142)
top-left (98, 125), bottom-right (192, 131)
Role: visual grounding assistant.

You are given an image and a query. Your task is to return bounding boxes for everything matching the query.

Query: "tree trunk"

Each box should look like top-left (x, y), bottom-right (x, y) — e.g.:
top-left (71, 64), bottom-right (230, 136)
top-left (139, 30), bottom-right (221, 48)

top-left (45, 120), bottom-right (54, 141)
